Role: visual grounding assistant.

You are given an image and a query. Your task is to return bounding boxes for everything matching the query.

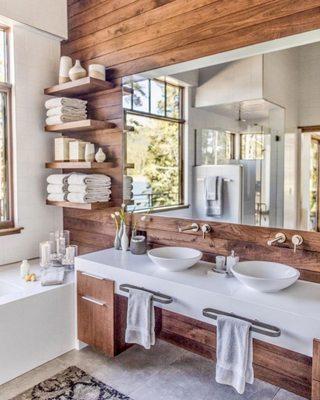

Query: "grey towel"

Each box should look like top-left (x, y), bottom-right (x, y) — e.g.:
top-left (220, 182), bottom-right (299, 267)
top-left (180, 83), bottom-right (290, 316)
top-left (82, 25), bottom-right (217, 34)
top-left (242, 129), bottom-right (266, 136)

top-left (205, 176), bottom-right (217, 200)
top-left (215, 315), bottom-right (254, 394)
top-left (125, 288), bottom-right (155, 349)
top-left (206, 176), bottom-right (223, 216)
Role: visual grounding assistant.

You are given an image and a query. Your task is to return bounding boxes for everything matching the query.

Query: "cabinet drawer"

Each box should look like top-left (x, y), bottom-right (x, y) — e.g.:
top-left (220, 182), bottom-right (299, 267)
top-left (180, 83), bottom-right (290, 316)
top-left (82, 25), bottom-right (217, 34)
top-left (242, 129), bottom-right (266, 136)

top-left (77, 270), bottom-right (115, 356)
top-left (77, 270), bottom-right (114, 305)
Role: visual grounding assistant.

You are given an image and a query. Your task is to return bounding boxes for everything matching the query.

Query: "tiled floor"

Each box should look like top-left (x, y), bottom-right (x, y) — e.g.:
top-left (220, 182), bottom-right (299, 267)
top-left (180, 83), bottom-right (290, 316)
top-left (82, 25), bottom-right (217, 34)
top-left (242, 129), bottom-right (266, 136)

top-left (0, 340), bottom-right (306, 400)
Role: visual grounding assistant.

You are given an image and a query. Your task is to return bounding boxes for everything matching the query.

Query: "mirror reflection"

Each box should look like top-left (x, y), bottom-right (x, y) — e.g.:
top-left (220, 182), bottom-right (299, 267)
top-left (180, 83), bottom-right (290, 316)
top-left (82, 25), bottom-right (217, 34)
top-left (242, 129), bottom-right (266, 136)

top-left (123, 41), bottom-right (320, 232)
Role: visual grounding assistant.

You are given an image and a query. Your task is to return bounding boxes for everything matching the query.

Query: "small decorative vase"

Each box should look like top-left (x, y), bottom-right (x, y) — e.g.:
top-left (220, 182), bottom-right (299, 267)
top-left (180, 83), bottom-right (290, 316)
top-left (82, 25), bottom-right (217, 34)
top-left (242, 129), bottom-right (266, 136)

top-left (59, 56), bottom-right (72, 84)
top-left (118, 221), bottom-right (124, 249)
top-left (89, 64), bottom-right (106, 81)
top-left (69, 59), bottom-right (86, 81)
top-left (121, 223), bottom-right (129, 251)
top-left (114, 228), bottom-right (121, 250)
top-left (95, 147), bottom-right (106, 163)
top-left (85, 143), bottom-right (95, 162)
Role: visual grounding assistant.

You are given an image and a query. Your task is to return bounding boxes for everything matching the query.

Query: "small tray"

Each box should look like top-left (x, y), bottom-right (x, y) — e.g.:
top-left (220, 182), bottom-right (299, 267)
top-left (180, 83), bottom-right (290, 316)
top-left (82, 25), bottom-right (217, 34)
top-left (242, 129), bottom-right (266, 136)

top-left (207, 264), bottom-right (233, 277)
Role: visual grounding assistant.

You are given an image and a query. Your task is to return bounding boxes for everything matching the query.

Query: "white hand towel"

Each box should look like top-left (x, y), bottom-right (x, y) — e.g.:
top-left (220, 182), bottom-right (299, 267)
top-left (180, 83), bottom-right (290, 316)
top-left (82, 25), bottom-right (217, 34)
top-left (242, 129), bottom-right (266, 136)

top-left (46, 115), bottom-right (86, 125)
top-left (206, 176), bottom-right (223, 217)
top-left (205, 176), bottom-right (217, 200)
top-left (47, 174), bottom-right (70, 185)
top-left (67, 192), bottom-right (110, 203)
top-left (125, 288), bottom-right (155, 350)
top-left (215, 315), bottom-right (254, 394)
top-left (46, 106), bottom-right (87, 117)
top-left (68, 173), bottom-right (111, 186)
top-left (68, 184), bottom-right (111, 195)
top-left (45, 97), bottom-right (87, 109)
top-left (47, 184), bottom-right (68, 194)
top-left (47, 193), bottom-right (67, 202)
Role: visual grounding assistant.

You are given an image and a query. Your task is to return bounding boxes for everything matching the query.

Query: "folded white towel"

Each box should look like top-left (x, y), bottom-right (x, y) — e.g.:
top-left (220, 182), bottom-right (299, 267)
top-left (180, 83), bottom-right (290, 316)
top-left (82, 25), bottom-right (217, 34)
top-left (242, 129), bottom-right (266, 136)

top-left (47, 184), bottom-right (68, 194)
top-left (125, 288), bottom-right (155, 350)
top-left (46, 115), bottom-right (86, 125)
top-left (67, 192), bottom-right (110, 203)
top-left (68, 184), bottom-right (111, 195)
top-left (215, 315), bottom-right (254, 394)
top-left (41, 267), bottom-right (65, 286)
top-left (68, 173), bottom-right (111, 186)
top-left (46, 106), bottom-right (87, 117)
top-left (47, 193), bottom-right (67, 202)
top-left (45, 97), bottom-right (87, 109)
top-left (47, 174), bottom-right (70, 185)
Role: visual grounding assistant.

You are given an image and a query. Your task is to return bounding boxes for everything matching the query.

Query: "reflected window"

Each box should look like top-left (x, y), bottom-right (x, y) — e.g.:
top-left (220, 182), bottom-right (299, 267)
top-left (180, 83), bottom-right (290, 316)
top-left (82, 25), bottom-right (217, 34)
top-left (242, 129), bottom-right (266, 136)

top-left (240, 133), bottom-right (265, 160)
top-left (196, 129), bottom-right (235, 165)
top-left (124, 79), bottom-right (184, 210)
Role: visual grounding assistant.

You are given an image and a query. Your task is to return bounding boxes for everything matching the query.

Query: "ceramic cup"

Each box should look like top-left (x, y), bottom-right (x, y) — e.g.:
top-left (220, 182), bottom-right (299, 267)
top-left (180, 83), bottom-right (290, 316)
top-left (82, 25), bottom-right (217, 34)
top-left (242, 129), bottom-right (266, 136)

top-left (89, 64), bottom-right (106, 81)
top-left (130, 235), bottom-right (147, 255)
top-left (215, 255), bottom-right (226, 271)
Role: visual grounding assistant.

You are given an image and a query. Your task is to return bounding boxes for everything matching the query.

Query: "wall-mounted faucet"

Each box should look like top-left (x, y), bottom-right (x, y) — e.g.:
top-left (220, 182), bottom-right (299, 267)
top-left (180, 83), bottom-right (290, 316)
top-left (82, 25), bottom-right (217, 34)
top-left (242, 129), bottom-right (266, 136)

top-left (178, 223), bottom-right (199, 233)
top-left (201, 224), bottom-right (211, 238)
top-left (292, 234), bottom-right (303, 253)
top-left (267, 232), bottom-right (286, 246)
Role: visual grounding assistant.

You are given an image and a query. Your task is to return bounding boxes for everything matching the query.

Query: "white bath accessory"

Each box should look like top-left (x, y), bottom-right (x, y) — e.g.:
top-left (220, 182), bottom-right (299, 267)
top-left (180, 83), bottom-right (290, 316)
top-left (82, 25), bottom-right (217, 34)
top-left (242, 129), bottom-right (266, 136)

top-left (95, 147), bottom-right (106, 162)
top-left (39, 241), bottom-right (52, 268)
top-left (88, 63), bottom-right (106, 81)
top-left (84, 143), bottom-right (95, 162)
top-left (69, 140), bottom-right (87, 161)
top-left (20, 260), bottom-right (30, 278)
top-left (215, 255), bottom-right (226, 271)
top-left (121, 223), bottom-right (129, 251)
top-left (59, 56), bottom-right (72, 84)
top-left (69, 60), bottom-right (87, 81)
top-left (226, 250), bottom-right (239, 274)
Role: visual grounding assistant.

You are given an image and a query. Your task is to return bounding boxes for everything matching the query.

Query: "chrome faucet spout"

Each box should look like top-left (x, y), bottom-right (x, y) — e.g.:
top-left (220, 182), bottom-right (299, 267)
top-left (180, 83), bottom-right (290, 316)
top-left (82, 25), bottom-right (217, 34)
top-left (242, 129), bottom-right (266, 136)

top-left (267, 233), bottom-right (286, 246)
top-left (178, 223), bottom-right (199, 233)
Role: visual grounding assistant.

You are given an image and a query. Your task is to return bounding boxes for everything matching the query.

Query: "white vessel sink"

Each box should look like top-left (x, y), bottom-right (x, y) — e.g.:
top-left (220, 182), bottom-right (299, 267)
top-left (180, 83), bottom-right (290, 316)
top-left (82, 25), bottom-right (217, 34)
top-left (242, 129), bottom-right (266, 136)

top-left (148, 247), bottom-right (202, 272)
top-left (231, 261), bottom-right (300, 293)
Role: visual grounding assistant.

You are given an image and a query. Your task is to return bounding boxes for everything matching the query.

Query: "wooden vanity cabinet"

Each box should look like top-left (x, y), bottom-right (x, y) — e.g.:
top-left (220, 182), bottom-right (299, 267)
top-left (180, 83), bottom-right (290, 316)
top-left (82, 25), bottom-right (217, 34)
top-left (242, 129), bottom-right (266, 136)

top-left (77, 271), bottom-right (115, 357)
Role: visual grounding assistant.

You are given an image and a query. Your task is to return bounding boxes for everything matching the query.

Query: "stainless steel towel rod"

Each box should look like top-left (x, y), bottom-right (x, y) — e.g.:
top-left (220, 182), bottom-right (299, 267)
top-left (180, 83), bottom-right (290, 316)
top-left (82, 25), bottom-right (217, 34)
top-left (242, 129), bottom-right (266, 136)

top-left (202, 308), bottom-right (281, 337)
top-left (119, 284), bottom-right (173, 304)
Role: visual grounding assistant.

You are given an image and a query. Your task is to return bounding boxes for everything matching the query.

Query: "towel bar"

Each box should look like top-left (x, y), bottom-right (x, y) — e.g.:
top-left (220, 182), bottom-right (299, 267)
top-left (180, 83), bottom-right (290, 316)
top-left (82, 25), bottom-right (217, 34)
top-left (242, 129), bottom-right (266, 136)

top-left (202, 308), bottom-right (281, 337)
top-left (119, 284), bottom-right (173, 304)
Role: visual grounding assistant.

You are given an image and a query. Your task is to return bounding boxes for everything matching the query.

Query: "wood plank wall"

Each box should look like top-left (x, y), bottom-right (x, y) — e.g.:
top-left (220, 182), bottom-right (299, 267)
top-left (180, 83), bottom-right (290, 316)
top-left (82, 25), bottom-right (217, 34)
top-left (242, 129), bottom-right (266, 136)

top-left (61, 0), bottom-right (320, 273)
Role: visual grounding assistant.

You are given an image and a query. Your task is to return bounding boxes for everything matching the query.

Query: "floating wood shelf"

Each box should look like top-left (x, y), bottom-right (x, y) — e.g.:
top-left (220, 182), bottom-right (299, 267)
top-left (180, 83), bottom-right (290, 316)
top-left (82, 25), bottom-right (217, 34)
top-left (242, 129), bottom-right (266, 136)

top-left (46, 200), bottom-right (113, 210)
top-left (45, 161), bottom-right (113, 169)
top-left (44, 77), bottom-right (114, 97)
top-left (45, 119), bottom-right (115, 133)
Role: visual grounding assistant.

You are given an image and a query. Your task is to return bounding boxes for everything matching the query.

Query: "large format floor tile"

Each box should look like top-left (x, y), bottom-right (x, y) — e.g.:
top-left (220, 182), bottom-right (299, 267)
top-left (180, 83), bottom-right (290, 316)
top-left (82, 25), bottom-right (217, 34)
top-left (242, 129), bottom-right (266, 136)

top-left (0, 340), bottom-right (308, 400)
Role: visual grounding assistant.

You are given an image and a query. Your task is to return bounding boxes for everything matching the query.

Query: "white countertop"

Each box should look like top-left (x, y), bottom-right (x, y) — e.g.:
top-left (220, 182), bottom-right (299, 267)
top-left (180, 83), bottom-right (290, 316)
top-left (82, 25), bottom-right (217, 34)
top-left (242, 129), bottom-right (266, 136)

top-left (76, 248), bottom-right (320, 356)
top-left (0, 259), bottom-right (74, 306)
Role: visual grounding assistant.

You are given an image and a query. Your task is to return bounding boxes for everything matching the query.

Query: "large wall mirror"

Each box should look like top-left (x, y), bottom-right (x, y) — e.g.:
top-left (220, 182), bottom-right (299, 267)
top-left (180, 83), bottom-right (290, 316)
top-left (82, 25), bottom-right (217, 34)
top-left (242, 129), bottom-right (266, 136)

top-left (122, 33), bottom-right (320, 232)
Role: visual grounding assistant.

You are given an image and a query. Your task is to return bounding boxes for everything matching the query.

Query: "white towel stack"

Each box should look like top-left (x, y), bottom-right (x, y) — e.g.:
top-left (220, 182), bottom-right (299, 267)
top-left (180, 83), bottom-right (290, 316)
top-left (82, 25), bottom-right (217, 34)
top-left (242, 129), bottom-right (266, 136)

top-left (45, 97), bottom-right (88, 126)
top-left (46, 174), bottom-right (70, 201)
top-left (123, 175), bottom-right (133, 200)
top-left (66, 173), bottom-right (111, 203)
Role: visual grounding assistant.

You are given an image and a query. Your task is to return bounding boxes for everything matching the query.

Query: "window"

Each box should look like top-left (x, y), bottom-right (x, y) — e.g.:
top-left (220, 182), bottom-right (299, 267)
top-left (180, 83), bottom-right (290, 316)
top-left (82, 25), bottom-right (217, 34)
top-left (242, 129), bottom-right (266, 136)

top-left (196, 129), bottom-right (235, 165)
top-left (0, 27), bottom-right (13, 228)
top-left (240, 133), bottom-right (265, 160)
top-left (124, 79), bottom-right (184, 210)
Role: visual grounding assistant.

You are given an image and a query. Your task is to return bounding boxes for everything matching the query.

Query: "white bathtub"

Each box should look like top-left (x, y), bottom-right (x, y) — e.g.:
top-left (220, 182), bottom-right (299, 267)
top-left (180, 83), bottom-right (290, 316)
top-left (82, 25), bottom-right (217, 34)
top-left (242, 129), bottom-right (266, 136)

top-left (0, 260), bottom-right (75, 385)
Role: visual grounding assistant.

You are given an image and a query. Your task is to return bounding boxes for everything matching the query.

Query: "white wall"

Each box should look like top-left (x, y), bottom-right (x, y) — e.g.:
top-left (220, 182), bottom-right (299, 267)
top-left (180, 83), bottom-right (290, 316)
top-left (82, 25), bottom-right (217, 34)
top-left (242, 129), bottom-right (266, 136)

top-left (0, 23), bottom-right (62, 265)
top-left (195, 56), bottom-right (263, 108)
top-left (0, 0), bottom-right (67, 39)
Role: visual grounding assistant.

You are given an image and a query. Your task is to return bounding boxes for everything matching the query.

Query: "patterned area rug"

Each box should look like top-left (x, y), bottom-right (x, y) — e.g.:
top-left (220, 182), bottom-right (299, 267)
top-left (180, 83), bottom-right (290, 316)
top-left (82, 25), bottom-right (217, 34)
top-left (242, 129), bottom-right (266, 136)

top-left (11, 366), bottom-right (132, 400)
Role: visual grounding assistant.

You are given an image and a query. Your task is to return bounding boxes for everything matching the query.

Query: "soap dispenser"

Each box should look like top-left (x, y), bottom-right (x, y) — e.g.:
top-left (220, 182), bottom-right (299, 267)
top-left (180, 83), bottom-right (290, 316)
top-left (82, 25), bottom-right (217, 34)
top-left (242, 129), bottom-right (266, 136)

top-left (226, 250), bottom-right (239, 274)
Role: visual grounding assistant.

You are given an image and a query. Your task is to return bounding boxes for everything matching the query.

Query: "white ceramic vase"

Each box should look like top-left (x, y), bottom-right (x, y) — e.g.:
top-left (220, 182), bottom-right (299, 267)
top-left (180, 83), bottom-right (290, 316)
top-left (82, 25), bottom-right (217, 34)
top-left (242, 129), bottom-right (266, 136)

top-left (85, 143), bottom-right (95, 162)
top-left (59, 56), bottom-right (72, 84)
top-left (121, 223), bottom-right (129, 251)
top-left (95, 147), bottom-right (106, 162)
top-left (69, 60), bottom-right (86, 81)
